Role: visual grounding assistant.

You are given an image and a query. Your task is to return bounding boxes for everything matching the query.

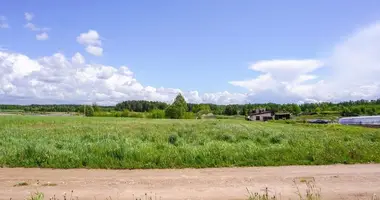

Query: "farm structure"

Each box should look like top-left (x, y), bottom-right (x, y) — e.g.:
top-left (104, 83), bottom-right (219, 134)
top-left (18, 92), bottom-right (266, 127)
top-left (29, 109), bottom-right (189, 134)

top-left (339, 116), bottom-right (380, 127)
top-left (246, 108), bottom-right (291, 121)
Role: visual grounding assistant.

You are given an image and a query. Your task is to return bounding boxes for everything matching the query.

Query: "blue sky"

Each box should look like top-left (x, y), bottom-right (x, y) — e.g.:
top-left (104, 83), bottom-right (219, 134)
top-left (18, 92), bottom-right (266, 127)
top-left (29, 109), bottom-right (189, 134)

top-left (1, 0), bottom-right (380, 104)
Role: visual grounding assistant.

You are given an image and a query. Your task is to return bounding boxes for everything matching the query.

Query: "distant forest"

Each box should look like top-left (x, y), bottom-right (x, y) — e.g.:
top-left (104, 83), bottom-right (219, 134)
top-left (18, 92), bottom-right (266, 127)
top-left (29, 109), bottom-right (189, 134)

top-left (1, 99), bottom-right (380, 116)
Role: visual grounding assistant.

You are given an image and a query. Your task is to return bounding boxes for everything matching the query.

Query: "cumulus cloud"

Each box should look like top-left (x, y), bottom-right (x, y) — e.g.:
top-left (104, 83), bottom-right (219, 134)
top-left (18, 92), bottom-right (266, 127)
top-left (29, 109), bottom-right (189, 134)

top-left (230, 22), bottom-right (380, 103)
top-left (85, 45), bottom-right (103, 56)
top-left (230, 59), bottom-right (323, 92)
top-left (24, 12), bottom-right (50, 40)
top-left (0, 16), bottom-right (9, 28)
top-left (72, 52), bottom-right (85, 65)
top-left (77, 30), bottom-right (103, 56)
top-left (77, 30), bottom-right (101, 46)
top-left (24, 12), bottom-right (34, 21)
top-left (36, 32), bottom-right (48, 40)
top-left (0, 50), bottom-right (244, 105)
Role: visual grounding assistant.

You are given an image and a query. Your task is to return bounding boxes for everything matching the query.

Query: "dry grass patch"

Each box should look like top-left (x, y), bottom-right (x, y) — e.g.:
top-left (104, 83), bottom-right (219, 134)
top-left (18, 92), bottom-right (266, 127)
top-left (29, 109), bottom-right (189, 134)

top-left (13, 181), bottom-right (29, 187)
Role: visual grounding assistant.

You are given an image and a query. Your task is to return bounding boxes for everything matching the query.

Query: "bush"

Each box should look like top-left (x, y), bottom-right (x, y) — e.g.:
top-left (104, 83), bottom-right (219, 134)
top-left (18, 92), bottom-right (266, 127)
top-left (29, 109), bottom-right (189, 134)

top-left (149, 109), bottom-right (165, 119)
top-left (121, 109), bottom-right (130, 117)
top-left (128, 112), bottom-right (145, 118)
top-left (165, 106), bottom-right (185, 119)
top-left (113, 111), bottom-right (122, 117)
top-left (93, 111), bottom-right (114, 117)
top-left (168, 134), bottom-right (178, 145)
top-left (183, 112), bottom-right (195, 119)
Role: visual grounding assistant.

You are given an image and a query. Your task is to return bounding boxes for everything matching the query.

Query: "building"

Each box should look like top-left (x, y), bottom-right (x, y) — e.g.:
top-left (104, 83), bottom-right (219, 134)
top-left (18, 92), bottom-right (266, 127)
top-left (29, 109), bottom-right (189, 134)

top-left (246, 108), bottom-right (275, 121)
top-left (339, 116), bottom-right (380, 127)
top-left (274, 113), bottom-right (291, 120)
top-left (246, 108), bottom-right (291, 121)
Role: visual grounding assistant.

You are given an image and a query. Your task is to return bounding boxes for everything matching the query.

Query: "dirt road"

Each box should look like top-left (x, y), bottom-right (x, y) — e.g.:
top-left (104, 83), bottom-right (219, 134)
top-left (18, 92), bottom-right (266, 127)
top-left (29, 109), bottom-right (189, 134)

top-left (1, 164), bottom-right (380, 200)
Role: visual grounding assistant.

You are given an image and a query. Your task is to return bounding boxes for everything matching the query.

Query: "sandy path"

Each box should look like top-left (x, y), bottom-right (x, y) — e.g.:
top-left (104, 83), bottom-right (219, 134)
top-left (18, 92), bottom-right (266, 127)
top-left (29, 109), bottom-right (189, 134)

top-left (1, 164), bottom-right (380, 200)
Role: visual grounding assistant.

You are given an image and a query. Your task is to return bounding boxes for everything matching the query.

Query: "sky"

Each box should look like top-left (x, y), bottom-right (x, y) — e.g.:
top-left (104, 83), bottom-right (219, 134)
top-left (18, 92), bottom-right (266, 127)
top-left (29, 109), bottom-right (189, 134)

top-left (1, 0), bottom-right (380, 105)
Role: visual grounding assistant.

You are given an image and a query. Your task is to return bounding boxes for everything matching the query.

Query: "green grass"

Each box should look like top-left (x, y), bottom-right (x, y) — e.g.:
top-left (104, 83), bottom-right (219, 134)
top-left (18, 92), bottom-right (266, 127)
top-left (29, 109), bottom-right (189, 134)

top-left (1, 116), bottom-right (380, 169)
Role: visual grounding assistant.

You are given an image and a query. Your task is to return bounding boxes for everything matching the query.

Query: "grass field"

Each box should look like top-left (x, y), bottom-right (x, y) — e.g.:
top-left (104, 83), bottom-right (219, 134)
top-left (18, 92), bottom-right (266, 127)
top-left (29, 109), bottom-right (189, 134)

top-left (1, 116), bottom-right (380, 169)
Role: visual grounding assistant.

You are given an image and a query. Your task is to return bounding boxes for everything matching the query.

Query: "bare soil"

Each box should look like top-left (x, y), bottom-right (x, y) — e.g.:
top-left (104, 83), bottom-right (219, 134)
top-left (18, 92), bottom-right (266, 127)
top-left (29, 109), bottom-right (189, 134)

top-left (1, 164), bottom-right (380, 200)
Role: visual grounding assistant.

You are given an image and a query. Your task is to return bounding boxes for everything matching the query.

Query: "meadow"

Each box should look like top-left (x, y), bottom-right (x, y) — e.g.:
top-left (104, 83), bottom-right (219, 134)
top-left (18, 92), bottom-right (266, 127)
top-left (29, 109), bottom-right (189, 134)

top-left (1, 115), bottom-right (380, 169)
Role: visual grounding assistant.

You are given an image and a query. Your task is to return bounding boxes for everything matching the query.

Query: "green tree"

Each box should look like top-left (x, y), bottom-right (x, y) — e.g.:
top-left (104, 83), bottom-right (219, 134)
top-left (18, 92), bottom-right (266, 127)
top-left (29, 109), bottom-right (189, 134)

top-left (352, 107), bottom-right (361, 115)
top-left (192, 104), bottom-right (211, 113)
top-left (341, 107), bottom-right (352, 116)
top-left (92, 103), bottom-right (100, 112)
top-left (172, 93), bottom-right (187, 109)
top-left (224, 105), bottom-right (238, 115)
top-left (85, 106), bottom-right (94, 117)
top-left (165, 93), bottom-right (188, 119)
top-left (292, 104), bottom-right (302, 115)
top-left (315, 107), bottom-right (321, 114)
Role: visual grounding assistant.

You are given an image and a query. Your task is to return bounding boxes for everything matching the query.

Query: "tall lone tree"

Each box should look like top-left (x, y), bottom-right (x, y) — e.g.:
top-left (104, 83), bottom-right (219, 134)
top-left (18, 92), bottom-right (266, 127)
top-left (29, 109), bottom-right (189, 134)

top-left (165, 93), bottom-right (188, 119)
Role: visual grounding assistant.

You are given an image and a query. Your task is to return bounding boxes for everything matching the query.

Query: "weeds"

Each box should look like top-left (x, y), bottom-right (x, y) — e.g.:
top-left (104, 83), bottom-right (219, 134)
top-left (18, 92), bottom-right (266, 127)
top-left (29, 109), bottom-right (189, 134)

top-left (246, 177), bottom-right (321, 200)
top-left (13, 181), bottom-right (29, 187)
top-left (27, 192), bottom-right (44, 200)
top-left (41, 182), bottom-right (58, 187)
top-left (247, 187), bottom-right (277, 200)
top-left (16, 185), bottom-right (379, 200)
top-left (293, 178), bottom-right (321, 200)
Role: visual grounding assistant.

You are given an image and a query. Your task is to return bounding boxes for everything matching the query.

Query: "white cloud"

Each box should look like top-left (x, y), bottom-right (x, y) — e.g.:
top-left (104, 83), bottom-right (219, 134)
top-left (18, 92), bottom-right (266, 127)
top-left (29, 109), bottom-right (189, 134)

top-left (24, 12), bottom-right (34, 21)
top-left (72, 52), bottom-right (85, 65)
top-left (229, 59), bottom-right (323, 102)
top-left (0, 16), bottom-right (9, 28)
top-left (23, 13), bottom-right (50, 41)
top-left (24, 22), bottom-right (50, 32)
top-left (77, 30), bottom-right (103, 56)
top-left (230, 22), bottom-right (380, 103)
top-left (85, 45), bottom-right (103, 56)
top-left (0, 50), bottom-right (244, 105)
top-left (36, 32), bottom-right (48, 40)
top-left (77, 30), bottom-right (101, 46)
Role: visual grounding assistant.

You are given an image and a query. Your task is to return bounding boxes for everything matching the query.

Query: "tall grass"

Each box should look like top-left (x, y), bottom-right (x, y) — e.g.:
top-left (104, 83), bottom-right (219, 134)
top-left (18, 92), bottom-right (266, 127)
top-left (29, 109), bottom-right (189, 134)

top-left (1, 116), bottom-right (380, 169)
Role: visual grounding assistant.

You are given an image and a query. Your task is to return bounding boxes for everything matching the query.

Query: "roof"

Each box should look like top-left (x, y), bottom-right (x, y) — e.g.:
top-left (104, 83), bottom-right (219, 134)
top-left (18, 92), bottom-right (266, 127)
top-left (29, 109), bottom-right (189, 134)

top-left (248, 111), bottom-right (274, 116)
top-left (275, 113), bottom-right (291, 115)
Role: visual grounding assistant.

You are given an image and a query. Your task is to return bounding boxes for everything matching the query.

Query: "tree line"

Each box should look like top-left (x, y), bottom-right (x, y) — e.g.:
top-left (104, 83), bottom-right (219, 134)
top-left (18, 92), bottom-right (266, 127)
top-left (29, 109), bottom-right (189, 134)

top-left (1, 97), bottom-right (380, 117)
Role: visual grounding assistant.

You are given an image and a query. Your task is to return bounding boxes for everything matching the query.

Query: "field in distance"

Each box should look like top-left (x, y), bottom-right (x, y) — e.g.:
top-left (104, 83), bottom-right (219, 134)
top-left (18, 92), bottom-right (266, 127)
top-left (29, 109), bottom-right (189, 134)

top-left (1, 116), bottom-right (380, 169)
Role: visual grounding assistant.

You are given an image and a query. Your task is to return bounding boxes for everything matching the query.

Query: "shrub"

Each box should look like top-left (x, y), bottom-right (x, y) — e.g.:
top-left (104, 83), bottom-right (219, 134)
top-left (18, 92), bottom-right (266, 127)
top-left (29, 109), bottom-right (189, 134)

top-left (128, 112), bottom-right (145, 118)
top-left (93, 111), bottom-right (114, 117)
top-left (113, 111), bottom-right (122, 117)
top-left (149, 109), bottom-right (165, 119)
top-left (168, 134), bottom-right (178, 145)
top-left (121, 109), bottom-right (130, 117)
top-left (183, 112), bottom-right (195, 119)
top-left (165, 105), bottom-right (185, 119)
top-left (270, 135), bottom-right (283, 144)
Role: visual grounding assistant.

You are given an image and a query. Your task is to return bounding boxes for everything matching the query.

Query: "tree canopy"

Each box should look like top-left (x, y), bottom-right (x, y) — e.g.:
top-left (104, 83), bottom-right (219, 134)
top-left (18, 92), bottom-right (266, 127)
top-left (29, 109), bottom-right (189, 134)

top-left (165, 93), bottom-right (188, 119)
top-left (1, 98), bottom-right (380, 117)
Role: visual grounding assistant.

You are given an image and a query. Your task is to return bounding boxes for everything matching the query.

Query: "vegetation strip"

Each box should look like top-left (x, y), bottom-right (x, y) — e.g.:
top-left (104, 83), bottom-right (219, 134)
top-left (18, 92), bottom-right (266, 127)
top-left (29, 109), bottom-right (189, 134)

top-left (1, 115), bottom-right (380, 169)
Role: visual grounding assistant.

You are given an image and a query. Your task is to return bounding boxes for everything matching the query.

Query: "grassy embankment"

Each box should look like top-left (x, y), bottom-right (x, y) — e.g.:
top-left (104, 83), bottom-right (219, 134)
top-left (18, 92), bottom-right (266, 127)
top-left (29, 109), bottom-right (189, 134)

top-left (1, 116), bottom-right (380, 169)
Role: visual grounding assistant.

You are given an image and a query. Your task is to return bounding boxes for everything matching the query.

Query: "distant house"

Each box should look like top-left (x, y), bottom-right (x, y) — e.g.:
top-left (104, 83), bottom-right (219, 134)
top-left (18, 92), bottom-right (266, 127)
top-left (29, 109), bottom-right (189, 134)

top-left (274, 113), bottom-right (291, 120)
top-left (246, 108), bottom-right (291, 121)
